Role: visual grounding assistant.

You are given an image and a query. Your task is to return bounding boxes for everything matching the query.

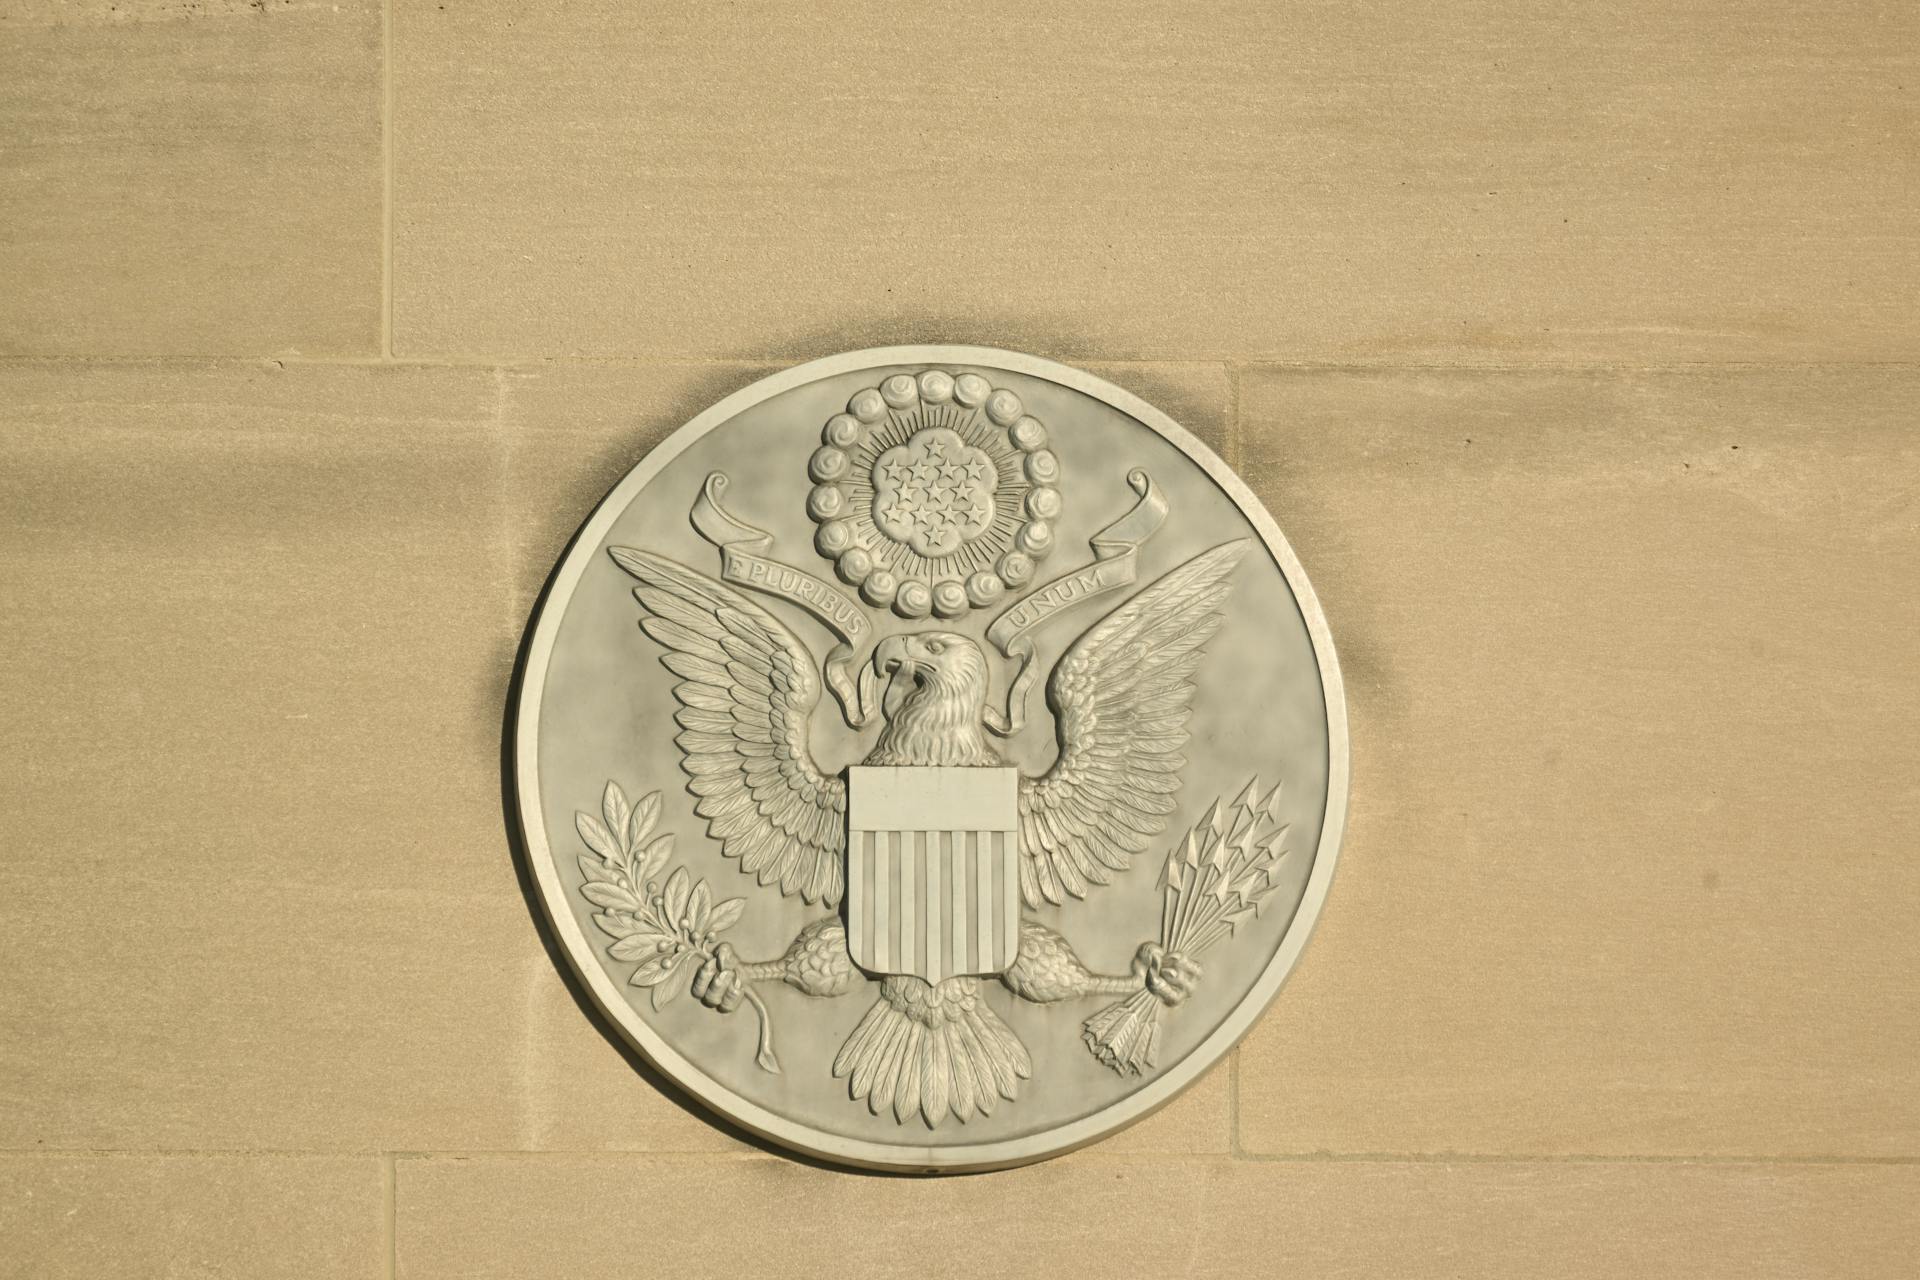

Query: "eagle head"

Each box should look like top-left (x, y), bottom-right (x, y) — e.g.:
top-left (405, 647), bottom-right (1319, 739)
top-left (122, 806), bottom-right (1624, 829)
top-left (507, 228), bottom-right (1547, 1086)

top-left (863, 631), bottom-right (1001, 767)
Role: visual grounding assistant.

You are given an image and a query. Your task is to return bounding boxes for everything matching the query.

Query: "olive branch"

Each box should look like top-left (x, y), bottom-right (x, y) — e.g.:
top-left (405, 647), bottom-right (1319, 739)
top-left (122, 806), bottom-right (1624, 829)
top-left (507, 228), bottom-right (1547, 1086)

top-left (574, 780), bottom-right (780, 1073)
top-left (1083, 777), bottom-right (1290, 1076)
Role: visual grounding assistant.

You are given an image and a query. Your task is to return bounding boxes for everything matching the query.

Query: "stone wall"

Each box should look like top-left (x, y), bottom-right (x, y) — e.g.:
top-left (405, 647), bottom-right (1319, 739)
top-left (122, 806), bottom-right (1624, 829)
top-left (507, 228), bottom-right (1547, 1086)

top-left (3, 2), bottom-right (1915, 1275)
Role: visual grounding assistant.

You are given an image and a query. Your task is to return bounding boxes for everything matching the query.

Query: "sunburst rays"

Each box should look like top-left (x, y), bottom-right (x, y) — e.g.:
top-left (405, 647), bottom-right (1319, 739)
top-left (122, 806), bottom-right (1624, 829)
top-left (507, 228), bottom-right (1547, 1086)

top-left (841, 402), bottom-right (1031, 589)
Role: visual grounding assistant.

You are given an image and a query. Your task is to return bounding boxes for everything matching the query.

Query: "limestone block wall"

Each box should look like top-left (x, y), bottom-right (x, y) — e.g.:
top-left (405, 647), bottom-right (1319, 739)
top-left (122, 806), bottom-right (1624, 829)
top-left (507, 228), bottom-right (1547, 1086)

top-left (2, 3), bottom-right (1915, 1276)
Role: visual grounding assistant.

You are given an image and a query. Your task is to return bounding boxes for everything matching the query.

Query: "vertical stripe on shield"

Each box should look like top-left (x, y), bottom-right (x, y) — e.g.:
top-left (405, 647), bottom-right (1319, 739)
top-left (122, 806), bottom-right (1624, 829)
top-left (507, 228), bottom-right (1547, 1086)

top-left (975, 831), bottom-right (993, 973)
top-left (850, 826), bottom-right (1020, 980)
top-left (923, 830), bottom-right (940, 981)
top-left (949, 832), bottom-right (965, 977)
top-left (898, 831), bottom-right (916, 977)
top-left (872, 830), bottom-right (888, 971)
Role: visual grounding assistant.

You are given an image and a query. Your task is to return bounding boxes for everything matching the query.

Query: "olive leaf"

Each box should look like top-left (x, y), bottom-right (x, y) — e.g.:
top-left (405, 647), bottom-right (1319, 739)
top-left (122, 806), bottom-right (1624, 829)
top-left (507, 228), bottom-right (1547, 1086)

top-left (575, 812), bottom-right (619, 862)
top-left (573, 779), bottom-right (781, 1073)
top-left (630, 790), bottom-right (660, 850)
top-left (663, 866), bottom-right (690, 921)
top-left (602, 781), bottom-right (631, 853)
top-left (608, 931), bottom-right (671, 961)
top-left (651, 960), bottom-right (691, 1011)
top-left (638, 833), bottom-right (674, 883)
top-left (593, 912), bottom-right (642, 940)
top-left (628, 952), bottom-right (686, 988)
top-left (580, 882), bottom-right (640, 912)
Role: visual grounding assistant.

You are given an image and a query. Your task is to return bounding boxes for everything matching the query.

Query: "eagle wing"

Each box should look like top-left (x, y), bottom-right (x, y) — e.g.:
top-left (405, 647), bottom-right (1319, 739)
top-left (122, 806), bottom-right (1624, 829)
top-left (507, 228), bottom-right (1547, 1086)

top-left (1016, 539), bottom-right (1252, 907)
top-left (608, 547), bottom-right (847, 906)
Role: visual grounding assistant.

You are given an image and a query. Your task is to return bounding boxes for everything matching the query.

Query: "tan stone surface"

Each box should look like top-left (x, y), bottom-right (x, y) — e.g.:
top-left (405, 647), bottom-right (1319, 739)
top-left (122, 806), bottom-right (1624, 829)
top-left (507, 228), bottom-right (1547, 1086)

top-left (518, 960), bottom-right (750, 1155)
top-left (394, 1153), bottom-right (1919, 1279)
top-left (1234, 367), bottom-right (1920, 1157)
top-left (6, 0), bottom-right (1918, 1269)
top-left (1085, 363), bottom-right (1233, 464)
top-left (1094, 1055), bottom-right (1232, 1155)
top-left (0, 2), bottom-right (383, 357)
top-left (1, 1154), bottom-right (382, 1278)
top-left (500, 362), bottom-right (771, 619)
top-left (393, 1), bottom-right (1916, 363)
top-left (0, 363), bottom-right (538, 1151)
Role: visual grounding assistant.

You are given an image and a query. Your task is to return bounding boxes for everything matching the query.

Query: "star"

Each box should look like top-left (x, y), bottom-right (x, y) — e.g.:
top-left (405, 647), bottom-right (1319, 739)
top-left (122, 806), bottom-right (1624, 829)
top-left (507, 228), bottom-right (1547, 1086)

top-left (868, 427), bottom-right (1001, 558)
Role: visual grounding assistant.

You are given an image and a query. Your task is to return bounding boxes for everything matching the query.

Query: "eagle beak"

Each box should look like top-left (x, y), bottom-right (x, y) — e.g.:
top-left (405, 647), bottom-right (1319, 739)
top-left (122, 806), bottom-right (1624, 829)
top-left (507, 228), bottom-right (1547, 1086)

top-left (871, 636), bottom-right (922, 721)
top-left (872, 635), bottom-right (908, 678)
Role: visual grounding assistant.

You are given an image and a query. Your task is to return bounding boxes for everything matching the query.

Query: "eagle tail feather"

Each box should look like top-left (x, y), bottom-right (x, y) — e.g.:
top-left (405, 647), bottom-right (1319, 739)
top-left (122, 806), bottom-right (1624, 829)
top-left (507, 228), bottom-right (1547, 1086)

top-left (832, 977), bottom-right (1029, 1128)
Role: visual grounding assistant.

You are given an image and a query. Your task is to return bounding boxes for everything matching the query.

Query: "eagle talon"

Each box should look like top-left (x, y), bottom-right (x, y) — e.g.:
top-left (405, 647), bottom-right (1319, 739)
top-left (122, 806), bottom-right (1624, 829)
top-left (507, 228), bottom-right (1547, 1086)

top-left (1133, 942), bottom-right (1203, 1007)
top-left (690, 941), bottom-right (745, 1014)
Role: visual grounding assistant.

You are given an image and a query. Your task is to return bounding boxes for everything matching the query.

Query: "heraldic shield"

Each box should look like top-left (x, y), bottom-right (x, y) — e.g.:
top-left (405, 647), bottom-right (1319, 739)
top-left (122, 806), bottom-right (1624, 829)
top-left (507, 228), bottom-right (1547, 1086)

top-left (845, 766), bottom-right (1021, 984)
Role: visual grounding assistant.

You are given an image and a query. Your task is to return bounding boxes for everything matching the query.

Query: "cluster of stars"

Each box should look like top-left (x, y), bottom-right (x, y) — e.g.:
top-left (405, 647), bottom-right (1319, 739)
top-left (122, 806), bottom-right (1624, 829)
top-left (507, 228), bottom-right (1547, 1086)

top-left (872, 431), bottom-right (999, 557)
top-left (807, 370), bottom-right (1059, 619)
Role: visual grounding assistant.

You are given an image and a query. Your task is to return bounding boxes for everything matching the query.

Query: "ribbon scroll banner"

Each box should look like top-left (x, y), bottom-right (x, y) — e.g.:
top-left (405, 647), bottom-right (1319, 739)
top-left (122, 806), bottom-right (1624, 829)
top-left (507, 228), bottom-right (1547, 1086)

top-left (690, 468), bottom-right (1167, 735)
top-left (690, 472), bottom-right (877, 726)
top-left (984, 468), bottom-right (1168, 735)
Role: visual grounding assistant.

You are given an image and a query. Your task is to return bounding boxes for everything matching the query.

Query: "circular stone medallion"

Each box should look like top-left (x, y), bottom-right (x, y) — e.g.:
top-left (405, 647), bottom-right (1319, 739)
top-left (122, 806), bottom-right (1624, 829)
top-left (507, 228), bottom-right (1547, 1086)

top-left (515, 347), bottom-right (1347, 1172)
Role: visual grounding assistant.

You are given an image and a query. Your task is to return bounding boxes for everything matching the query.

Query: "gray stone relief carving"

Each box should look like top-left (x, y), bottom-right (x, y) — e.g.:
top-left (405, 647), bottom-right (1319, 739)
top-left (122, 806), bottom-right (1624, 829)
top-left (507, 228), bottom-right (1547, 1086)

top-left (516, 348), bottom-right (1347, 1171)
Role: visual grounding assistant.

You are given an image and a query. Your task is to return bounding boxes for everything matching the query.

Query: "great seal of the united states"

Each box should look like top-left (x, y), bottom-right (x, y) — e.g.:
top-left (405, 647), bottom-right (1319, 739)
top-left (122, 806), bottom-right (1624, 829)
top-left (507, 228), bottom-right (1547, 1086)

top-left (513, 347), bottom-right (1347, 1172)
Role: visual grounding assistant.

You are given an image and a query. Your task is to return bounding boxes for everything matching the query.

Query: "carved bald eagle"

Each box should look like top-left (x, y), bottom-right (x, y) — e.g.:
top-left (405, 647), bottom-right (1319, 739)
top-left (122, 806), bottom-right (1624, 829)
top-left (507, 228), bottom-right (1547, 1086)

top-left (608, 539), bottom-right (1247, 1126)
